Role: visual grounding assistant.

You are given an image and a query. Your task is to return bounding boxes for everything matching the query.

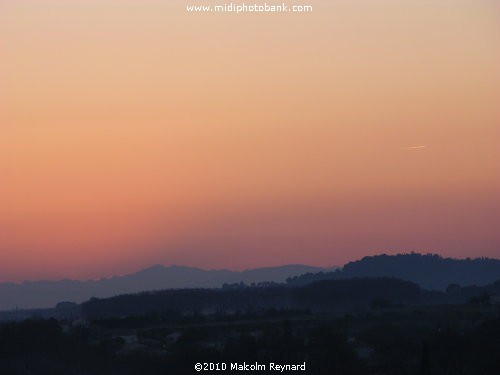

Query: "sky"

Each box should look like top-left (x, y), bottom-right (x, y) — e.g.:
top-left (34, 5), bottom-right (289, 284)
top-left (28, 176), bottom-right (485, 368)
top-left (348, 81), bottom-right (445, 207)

top-left (1, 0), bottom-right (500, 282)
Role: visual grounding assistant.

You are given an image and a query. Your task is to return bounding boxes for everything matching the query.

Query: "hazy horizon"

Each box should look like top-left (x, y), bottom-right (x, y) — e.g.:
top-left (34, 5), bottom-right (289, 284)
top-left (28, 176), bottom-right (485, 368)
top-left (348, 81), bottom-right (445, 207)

top-left (1, 262), bottom-right (333, 284)
top-left (1, 251), bottom-right (498, 285)
top-left (2, 0), bottom-right (500, 282)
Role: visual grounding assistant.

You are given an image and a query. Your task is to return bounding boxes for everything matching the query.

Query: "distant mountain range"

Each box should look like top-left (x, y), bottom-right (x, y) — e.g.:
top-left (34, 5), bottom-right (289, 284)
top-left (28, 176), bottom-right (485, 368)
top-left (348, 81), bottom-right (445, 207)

top-left (287, 253), bottom-right (500, 290)
top-left (0, 264), bottom-right (331, 310)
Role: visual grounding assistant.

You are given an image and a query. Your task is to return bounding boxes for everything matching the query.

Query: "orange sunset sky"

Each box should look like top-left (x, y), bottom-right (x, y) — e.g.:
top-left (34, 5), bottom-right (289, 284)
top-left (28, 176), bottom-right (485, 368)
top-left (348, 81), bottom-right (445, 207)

top-left (1, 1), bottom-right (500, 282)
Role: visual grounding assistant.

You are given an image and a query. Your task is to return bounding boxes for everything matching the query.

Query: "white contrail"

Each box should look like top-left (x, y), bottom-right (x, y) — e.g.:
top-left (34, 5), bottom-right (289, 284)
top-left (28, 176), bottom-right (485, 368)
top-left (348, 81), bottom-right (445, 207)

top-left (408, 145), bottom-right (426, 149)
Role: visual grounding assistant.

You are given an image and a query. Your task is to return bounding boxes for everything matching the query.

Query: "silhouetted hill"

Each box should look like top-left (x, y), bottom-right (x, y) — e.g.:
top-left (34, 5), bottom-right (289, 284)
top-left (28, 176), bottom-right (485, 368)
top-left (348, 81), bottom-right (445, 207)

top-left (6, 276), bottom-right (500, 322)
top-left (81, 277), bottom-right (437, 319)
top-left (0, 264), bottom-right (329, 310)
top-left (287, 253), bottom-right (500, 290)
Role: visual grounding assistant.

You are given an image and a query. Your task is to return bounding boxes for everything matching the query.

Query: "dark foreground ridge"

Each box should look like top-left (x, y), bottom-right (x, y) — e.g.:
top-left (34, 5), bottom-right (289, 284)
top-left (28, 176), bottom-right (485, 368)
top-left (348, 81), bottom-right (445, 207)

top-left (79, 276), bottom-right (500, 319)
top-left (2, 275), bottom-right (500, 374)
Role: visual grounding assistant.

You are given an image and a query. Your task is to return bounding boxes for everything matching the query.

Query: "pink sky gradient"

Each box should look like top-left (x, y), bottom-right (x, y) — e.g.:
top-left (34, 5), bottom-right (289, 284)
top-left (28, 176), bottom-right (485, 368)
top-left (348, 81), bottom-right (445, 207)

top-left (1, 0), bottom-right (500, 282)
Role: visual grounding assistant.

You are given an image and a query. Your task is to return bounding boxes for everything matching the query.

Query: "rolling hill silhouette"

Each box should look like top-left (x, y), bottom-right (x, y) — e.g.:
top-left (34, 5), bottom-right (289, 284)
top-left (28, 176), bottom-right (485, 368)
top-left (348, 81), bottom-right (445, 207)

top-left (287, 253), bottom-right (500, 290)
